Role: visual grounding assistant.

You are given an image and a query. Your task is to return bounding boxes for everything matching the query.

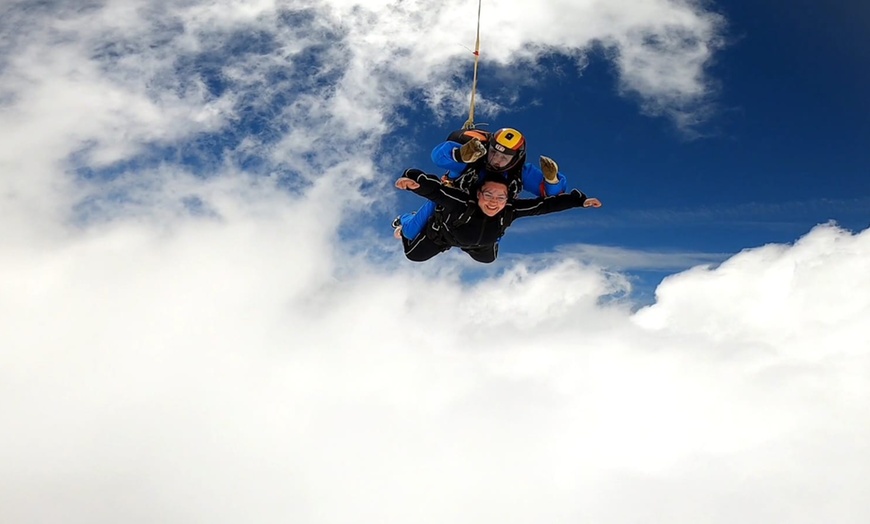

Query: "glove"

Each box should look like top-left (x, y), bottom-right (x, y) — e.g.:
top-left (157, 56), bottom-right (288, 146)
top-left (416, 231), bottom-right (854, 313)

top-left (458, 138), bottom-right (486, 163)
top-left (540, 156), bottom-right (559, 183)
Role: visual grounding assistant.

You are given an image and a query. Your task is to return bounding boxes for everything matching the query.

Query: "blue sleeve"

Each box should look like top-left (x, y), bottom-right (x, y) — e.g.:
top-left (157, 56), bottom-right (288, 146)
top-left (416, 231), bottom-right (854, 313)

top-left (521, 162), bottom-right (567, 197)
top-left (431, 141), bottom-right (466, 180)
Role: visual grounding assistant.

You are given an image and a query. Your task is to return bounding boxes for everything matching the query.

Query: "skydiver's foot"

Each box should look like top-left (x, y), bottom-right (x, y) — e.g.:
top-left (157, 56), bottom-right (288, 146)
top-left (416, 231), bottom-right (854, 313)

top-left (391, 216), bottom-right (403, 239)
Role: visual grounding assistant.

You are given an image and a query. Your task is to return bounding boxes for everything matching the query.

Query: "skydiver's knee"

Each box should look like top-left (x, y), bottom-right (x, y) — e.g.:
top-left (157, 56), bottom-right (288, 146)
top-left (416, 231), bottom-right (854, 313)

top-left (405, 251), bottom-right (434, 262)
top-left (463, 246), bottom-right (497, 263)
top-left (404, 237), bottom-right (448, 262)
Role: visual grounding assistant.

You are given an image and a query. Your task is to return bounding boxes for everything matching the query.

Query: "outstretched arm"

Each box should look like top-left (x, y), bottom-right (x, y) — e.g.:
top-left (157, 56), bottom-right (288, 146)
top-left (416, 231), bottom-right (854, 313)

top-left (394, 169), bottom-right (472, 212)
top-left (512, 189), bottom-right (602, 219)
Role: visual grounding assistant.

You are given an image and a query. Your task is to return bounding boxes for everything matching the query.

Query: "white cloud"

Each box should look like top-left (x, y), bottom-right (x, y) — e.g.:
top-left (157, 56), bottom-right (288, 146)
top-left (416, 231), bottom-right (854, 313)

top-left (634, 223), bottom-right (870, 346)
top-left (2, 206), bottom-right (869, 523)
top-left (3, 1), bottom-right (868, 523)
top-left (547, 242), bottom-right (729, 271)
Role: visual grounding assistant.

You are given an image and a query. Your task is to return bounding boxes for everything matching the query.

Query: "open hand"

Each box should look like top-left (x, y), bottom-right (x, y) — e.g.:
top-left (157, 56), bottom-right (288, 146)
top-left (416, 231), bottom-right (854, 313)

top-left (395, 178), bottom-right (420, 191)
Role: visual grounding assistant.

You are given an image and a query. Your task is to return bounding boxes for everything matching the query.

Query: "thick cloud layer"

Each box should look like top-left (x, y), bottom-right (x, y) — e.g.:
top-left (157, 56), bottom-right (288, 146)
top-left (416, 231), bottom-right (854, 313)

top-left (1, 1), bottom-right (867, 523)
top-left (3, 207), bottom-right (869, 523)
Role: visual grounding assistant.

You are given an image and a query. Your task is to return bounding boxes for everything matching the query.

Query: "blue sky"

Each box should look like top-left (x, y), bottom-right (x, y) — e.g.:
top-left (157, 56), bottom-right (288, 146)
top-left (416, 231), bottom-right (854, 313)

top-left (386, 0), bottom-right (868, 299)
top-left (2, 2), bottom-right (869, 523)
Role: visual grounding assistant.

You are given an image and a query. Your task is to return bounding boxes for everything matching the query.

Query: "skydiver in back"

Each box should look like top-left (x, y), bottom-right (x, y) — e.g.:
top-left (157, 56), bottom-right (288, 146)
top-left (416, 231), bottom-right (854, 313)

top-left (394, 169), bottom-right (601, 263)
top-left (392, 127), bottom-right (569, 240)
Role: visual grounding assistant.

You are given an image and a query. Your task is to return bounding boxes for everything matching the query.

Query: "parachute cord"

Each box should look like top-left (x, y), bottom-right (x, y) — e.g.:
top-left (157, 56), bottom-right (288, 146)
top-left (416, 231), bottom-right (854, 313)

top-left (462, 0), bottom-right (483, 130)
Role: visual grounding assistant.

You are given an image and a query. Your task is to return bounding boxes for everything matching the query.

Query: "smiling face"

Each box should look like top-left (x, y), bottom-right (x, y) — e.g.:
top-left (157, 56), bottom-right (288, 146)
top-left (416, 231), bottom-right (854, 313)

top-left (476, 180), bottom-right (509, 216)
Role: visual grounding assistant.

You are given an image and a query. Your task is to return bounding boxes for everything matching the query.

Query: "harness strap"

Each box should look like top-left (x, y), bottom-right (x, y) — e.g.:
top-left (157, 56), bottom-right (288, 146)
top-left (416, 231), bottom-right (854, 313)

top-left (426, 205), bottom-right (452, 246)
top-left (452, 201), bottom-right (477, 227)
top-left (427, 200), bottom-right (477, 244)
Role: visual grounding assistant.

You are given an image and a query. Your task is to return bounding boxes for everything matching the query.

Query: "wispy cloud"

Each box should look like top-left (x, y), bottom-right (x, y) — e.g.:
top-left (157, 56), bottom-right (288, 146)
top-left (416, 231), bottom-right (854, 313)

top-left (553, 242), bottom-right (728, 271)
